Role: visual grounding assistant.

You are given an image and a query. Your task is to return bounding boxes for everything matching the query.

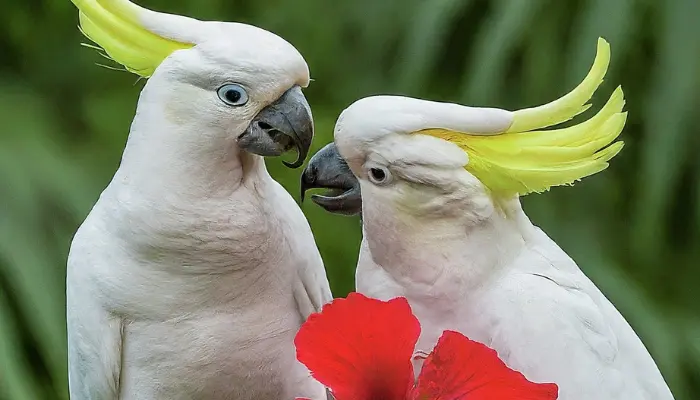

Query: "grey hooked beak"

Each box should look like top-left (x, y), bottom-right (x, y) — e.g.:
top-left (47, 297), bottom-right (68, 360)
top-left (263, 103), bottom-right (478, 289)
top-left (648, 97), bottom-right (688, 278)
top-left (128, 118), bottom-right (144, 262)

top-left (300, 142), bottom-right (362, 216)
top-left (238, 85), bottom-right (313, 168)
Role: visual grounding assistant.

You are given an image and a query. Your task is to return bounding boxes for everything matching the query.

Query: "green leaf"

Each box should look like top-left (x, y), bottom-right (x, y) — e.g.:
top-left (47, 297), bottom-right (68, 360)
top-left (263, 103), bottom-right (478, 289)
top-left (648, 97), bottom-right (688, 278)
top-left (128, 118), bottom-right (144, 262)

top-left (630, 0), bottom-right (700, 263)
top-left (395, 0), bottom-right (474, 92)
top-left (459, 0), bottom-right (546, 105)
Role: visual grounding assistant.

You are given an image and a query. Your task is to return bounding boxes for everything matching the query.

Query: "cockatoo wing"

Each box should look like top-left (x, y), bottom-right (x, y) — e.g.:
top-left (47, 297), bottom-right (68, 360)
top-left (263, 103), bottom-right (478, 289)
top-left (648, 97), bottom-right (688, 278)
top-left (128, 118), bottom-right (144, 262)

top-left (67, 262), bottom-right (124, 399)
top-left (294, 253), bottom-right (333, 320)
top-left (272, 181), bottom-right (332, 319)
top-left (478, 245), bottom-right (673, 399)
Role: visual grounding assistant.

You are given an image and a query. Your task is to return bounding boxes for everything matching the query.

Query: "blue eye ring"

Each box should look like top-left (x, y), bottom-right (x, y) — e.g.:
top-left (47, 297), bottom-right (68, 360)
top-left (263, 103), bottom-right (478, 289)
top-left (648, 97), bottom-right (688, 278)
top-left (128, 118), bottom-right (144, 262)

top-left (217, 83), bottom-right (249, 106)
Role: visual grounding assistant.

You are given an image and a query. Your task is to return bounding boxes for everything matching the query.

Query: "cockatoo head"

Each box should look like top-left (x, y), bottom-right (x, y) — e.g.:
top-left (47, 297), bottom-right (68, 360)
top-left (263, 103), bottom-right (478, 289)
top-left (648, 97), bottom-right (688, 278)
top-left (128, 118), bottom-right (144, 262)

top-left (73, 0), bottom-right (313, 168)
top-left (302, 39), bottom-right (626, 224)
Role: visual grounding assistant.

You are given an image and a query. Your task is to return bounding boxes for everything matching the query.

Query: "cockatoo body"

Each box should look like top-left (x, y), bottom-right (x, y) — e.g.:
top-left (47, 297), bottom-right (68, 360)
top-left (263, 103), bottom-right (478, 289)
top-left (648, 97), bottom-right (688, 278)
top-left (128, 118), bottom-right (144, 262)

top-left (301, 39), bottom-right (674, 399)
top-left (67, 1), bottom-right (331, 399)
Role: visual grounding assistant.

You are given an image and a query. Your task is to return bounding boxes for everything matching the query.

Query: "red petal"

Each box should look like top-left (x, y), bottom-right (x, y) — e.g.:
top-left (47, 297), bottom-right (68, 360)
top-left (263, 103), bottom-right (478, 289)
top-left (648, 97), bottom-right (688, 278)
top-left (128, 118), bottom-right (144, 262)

top-left (295, 292), bottom-right (420, 400)
top-left (412, 331), bottom-right (558, 400)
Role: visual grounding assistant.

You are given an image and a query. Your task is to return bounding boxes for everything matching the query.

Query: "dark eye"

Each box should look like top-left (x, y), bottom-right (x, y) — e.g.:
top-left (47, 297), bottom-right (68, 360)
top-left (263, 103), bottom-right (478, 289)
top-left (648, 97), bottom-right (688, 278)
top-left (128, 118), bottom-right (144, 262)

top-left (368, 167), bottom-right (391, 185)
top-left (217, 84), bottom-right (249, 106)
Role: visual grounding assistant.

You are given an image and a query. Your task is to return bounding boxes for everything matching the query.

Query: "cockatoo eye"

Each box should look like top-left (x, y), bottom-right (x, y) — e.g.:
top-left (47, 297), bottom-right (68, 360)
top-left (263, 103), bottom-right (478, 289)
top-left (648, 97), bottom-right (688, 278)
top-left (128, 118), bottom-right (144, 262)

top-left (368, 166), bottom-right (391, 185)
top-left (217, 84), bottom-right (249, 106)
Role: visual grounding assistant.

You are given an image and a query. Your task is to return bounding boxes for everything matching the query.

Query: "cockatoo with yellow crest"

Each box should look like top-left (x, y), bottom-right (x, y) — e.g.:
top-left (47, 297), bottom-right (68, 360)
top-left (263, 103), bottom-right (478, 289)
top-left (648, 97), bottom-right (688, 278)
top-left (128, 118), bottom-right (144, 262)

top-left (301, 39), bottom-right (674, 399)
top-left (66, 1), bottom-right (332, 399)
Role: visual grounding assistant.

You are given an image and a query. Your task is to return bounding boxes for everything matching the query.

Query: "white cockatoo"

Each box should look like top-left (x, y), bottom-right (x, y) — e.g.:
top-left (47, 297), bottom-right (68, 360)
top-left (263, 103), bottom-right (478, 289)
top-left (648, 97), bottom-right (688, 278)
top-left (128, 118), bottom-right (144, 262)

top-left (66, 1), bottom-right (332, 399)
top-left (301, 38), bottom-right (674, 399)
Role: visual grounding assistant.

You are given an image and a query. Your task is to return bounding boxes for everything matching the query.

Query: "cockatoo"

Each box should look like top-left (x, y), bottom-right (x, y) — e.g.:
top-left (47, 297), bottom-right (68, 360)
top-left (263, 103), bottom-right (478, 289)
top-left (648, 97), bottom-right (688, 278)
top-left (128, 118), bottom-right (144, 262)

top-left (66, 1), bottom-right (332, 399)
top-left (301, 39), bottom-right (674, 399)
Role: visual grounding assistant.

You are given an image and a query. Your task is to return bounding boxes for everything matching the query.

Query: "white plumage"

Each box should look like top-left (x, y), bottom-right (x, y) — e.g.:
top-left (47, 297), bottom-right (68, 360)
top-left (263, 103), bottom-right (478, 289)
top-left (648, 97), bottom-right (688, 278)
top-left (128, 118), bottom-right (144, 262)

top-left (67, 2), bottom-right (331, 399)
top-left (302, 93), bottom-right (674, 399)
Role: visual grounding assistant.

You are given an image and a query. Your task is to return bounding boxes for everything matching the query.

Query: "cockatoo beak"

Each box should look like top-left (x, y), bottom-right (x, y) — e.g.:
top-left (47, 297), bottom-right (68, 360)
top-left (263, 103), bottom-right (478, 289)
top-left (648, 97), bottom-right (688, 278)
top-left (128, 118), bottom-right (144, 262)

top-left (300, 142), bottom-right (362, 216)
top-left (238, 85), bottom-right (313, 168)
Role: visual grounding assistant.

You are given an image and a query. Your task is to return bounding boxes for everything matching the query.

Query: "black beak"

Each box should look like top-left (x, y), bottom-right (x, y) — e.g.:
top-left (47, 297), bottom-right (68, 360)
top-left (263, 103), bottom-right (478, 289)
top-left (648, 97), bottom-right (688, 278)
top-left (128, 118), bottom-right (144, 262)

top-left (300, 142), bottom-right (362, 216)
top-left (237, 85), bottom-right (313, 168)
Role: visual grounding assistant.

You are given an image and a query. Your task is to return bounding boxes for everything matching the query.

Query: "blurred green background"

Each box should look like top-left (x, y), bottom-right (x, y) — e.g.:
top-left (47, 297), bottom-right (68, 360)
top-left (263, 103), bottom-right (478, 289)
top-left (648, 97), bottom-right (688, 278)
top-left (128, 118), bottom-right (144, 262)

top-left (1, 0), bottom-right (699, 398)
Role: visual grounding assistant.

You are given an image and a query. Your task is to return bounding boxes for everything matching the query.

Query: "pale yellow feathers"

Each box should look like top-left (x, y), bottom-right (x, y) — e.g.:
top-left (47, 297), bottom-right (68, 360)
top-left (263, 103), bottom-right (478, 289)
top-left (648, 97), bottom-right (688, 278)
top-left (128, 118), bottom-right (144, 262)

top-left (72, 0), bottom-right (193, 77)
top-left (421, 38), bottom-right (625, 197)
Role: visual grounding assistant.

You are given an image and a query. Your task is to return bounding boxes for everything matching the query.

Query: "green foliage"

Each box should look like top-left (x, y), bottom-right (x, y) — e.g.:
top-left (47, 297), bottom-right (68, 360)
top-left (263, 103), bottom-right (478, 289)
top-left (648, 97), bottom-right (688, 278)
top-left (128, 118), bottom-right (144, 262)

top-left (1, 0), bottom-right (699, 398)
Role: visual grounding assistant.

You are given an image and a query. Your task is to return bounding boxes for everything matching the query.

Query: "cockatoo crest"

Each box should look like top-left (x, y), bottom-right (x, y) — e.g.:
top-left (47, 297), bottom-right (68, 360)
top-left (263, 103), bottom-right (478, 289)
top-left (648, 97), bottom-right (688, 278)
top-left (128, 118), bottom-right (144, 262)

top-left (73, 0), bottom-right (196, 77)
top-left (420, 38), bottom-right (626, 196)
top-left (72, 0), bottom-right (309, 86)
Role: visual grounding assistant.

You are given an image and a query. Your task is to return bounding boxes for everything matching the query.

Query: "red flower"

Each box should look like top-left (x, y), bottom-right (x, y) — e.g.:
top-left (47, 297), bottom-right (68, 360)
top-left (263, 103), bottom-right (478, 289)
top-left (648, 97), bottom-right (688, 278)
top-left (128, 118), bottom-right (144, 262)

top-left (295, 292), bottom-right (558, 400)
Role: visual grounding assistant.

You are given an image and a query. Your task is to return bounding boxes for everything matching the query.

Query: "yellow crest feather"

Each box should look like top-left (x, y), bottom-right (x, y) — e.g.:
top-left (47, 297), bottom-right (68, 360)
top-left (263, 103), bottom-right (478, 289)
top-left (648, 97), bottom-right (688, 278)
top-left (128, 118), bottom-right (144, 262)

top-left (420, 38), bottom-right (625, 197)
top-left (72, 0), bottom-right (193, 77)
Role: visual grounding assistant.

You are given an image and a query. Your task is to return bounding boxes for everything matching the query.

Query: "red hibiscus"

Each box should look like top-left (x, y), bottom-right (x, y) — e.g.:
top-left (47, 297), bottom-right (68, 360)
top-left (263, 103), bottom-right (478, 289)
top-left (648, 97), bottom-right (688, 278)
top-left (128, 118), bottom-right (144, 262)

top-left (295, 292), bottom-right (558, 400)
